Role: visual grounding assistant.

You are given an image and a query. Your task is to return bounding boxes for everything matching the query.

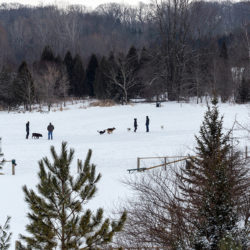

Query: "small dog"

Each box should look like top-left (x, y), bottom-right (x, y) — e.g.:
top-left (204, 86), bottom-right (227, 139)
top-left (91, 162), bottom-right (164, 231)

top-left (32, 133), bottom-right (43, 139)
top-left (127, 128), bottom-right (131, 132)
top-left (107, 127), bottom-right (116, 134)
top-left (161, 125), bottom-right (164, 130)
top-left (97, 130), bottom-right (106, 135)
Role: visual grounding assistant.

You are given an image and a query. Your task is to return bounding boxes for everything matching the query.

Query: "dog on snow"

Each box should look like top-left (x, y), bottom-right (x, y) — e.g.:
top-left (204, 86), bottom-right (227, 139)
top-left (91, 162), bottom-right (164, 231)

top-left (97, 130), bottom-right (106, 135)
top-left (107, 127), bottom-right (116, 134)
top-left (32, 133), bottom-right (43, 139)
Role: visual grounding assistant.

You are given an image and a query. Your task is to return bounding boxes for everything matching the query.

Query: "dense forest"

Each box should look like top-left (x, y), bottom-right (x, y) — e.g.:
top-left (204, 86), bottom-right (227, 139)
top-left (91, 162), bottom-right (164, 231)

top-left (0, 0), bottom-right (249, 110)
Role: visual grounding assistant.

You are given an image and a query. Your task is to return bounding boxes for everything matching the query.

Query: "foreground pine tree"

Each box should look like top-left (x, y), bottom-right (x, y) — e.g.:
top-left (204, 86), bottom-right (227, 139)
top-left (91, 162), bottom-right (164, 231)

top-left (179, 98), bottom-right (249, 249)
top-left (18, 142), bottom-right (126, 249)
top-left (0, 216), bottom-right (12, 250)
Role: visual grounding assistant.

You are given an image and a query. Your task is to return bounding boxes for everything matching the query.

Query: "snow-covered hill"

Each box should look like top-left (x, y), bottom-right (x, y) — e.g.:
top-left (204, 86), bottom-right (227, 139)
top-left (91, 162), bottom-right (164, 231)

top-left (0, 101), bottom-right (248, 248)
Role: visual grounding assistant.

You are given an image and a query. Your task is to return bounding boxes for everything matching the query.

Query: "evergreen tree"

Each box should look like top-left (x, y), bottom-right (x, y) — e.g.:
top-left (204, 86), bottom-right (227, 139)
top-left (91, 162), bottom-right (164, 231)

top-left (41, 46), bottom-right (55, 62)
top-left (0, 216), bottom-right (12, 250)
top-left (85, 54), bottom-right (99, 97)
top-left (139, 47), bottom-right (150, 66)
top-left (63, 51), bottom-right (74, 95)
top-left (178, 98), bottom-right (249, 249)
top-left (220, 41), bottom-right (228, 60)
top-left (94, 56), bottom-right (109, 99)
top-left (0, 67), bottom-right (15, 109)
top-left (72, 54), bottom-right (85, 96)
top-left (19, 142), bottom-right (126, 250)
top-left (126, 46), bottom-right (139, 72)
top-left (126, 46), bottom-right (140, 98)
top-left (217, 41), bottom-right (232, 102)
top-left (12, 61), bottom-right (35, 111)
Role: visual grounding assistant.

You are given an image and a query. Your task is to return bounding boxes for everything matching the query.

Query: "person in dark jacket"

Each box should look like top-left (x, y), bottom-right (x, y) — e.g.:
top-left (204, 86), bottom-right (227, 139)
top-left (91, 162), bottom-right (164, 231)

top-left (134, 118), bottom-right (138, 132)
top-left (146, 116), bottom-right (150, 132)
top-left (26, 121), bottom-right (30, 139)
top-left (47, 122), bottom-right (54, 140)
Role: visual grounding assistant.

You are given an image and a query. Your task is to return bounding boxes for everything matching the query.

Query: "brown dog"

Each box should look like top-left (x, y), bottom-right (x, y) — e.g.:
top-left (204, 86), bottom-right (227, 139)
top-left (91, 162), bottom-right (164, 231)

top-left (107, 127), bottom-right (116, 134)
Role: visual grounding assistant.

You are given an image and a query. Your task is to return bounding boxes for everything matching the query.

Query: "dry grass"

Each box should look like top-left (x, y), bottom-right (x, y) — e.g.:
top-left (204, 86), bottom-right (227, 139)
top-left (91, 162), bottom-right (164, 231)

top-left (79, 106), bottom-right (87, 109)
top-left (89, 99), bottom-right (116, 107)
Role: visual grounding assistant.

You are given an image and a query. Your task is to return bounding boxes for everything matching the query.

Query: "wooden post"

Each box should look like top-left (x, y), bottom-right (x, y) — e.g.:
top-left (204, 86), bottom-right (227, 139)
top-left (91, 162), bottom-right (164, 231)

top-left (164, 157), bottom-right (167, 170)
top-left (12, 162), bottom-right (15, 175)
top-left (245, 146), bottom-right (248, 159)
top-left (137, 157), bottom-right (140, 170)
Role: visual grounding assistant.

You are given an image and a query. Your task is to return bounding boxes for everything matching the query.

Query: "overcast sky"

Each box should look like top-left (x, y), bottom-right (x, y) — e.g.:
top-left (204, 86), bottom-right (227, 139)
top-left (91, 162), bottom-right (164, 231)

top-left (1, 0), bottom-right (152, 8)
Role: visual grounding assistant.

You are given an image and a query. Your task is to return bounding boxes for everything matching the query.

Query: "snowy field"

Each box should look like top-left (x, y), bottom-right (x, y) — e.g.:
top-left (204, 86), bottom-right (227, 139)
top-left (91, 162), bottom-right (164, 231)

top-left (0, 101), bottom-right (248, 247)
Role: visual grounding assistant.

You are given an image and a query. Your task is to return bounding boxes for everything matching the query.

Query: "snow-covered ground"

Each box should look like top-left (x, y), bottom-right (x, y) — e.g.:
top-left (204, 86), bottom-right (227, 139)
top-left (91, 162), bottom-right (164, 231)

top-left (0, 101), bottom-right (248, 248)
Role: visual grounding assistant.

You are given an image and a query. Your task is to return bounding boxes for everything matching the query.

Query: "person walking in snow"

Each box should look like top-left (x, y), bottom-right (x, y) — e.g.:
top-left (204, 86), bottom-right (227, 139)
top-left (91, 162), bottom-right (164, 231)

top-left (26, 121), bottom-right (30, 139)
top-left (134, 118), bottom-right (138, 132)
top-left (47, 122), bottom-right (54, 140)
top-left (145, 116), bottom-right (150, 132)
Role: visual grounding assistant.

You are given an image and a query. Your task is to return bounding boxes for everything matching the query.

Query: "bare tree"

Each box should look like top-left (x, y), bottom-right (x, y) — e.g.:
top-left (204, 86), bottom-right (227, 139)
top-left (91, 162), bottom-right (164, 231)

top-left (106, 53), bottom-right (140, 104)
top-left (55, 69), bottom-right (69, 107)
top-left (115, 167), bottom-right (189, 249)
top-left (34, 63), bottom-right (59, 111)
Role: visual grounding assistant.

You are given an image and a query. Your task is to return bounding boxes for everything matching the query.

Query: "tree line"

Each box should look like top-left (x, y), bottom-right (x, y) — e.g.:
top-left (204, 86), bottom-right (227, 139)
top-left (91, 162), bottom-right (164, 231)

top-left (0, 0), bottom-right (249, 110)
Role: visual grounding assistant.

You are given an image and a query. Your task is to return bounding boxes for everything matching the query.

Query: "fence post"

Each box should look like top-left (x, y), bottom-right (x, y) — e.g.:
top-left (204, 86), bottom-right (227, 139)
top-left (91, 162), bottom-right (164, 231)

top-left (11, 159), bottom-right (16, 175)
top-left (137, 157), bottom-right (140, 170)
top-left (164, 157), bottom-right (167, 170)
top-left (245, 146), bottom-right (248, 159)
top-left (12, 163), bottom-right (15, 175)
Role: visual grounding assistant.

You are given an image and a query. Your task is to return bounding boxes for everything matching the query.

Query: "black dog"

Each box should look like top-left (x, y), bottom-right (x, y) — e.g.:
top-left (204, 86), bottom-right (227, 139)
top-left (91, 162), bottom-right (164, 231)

top-left (97, 130), bottom-right (106, 135)
top-left (32, 133), bottom-right (43, 139)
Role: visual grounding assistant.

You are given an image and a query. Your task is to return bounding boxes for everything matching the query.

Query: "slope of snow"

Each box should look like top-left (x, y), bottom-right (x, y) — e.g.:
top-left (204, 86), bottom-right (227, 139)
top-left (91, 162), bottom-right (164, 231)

top-left (0, 101), bottom-right (248, 247)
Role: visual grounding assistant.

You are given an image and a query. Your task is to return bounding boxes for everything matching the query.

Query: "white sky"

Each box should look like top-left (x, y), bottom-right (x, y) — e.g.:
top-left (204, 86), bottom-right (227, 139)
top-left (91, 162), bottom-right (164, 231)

top-left (0, 0), bottom-right (152, 8)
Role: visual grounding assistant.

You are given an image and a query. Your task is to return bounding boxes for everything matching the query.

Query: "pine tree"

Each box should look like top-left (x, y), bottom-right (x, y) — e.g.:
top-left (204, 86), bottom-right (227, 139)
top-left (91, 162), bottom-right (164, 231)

top-left (0, 216), bottom-right (12, 250)
top-left (41, 46), bottom-right (55, 62)
top-left (0, 67), bottom-right (14, 109)
top-left (63, 51), bottom-right (74, 95)
top-left (94, 56), bottom-right (108, 99)
top-left (126, 46), bottom-right (139, 72)
top-left (178, 98), bottom-right (249, 249)
top-left (12, 61), bottom-right (35, 111)
top-left (220, 41), bottom-right (228, 60)
top-left (72, 54), bottom-right (85, 96)
top-left (19, 142), bottom-right (126, 250)
top-left (85, 54), bottom-right (99, 97)
top-left (217, 41), bottom-right (232, 102)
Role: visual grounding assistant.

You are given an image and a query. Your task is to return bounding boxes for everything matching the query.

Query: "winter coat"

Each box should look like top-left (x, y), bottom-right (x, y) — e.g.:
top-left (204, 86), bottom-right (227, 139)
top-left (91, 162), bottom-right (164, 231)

top-left (47, 124), bottom-right (54, 132)
top-left (146, 117), bottom-right (150, 126)
top-left (26, 122), bottom-right (30, 132)
top-left (134, 119), bottom-right (138, 128)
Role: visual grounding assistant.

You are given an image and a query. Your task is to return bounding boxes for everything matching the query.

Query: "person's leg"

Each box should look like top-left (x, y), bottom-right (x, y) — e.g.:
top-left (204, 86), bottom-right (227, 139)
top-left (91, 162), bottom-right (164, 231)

top-left (48, 132), bottom-right (50, 140)
top-left (51, 132), bottom-right (53, 140)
